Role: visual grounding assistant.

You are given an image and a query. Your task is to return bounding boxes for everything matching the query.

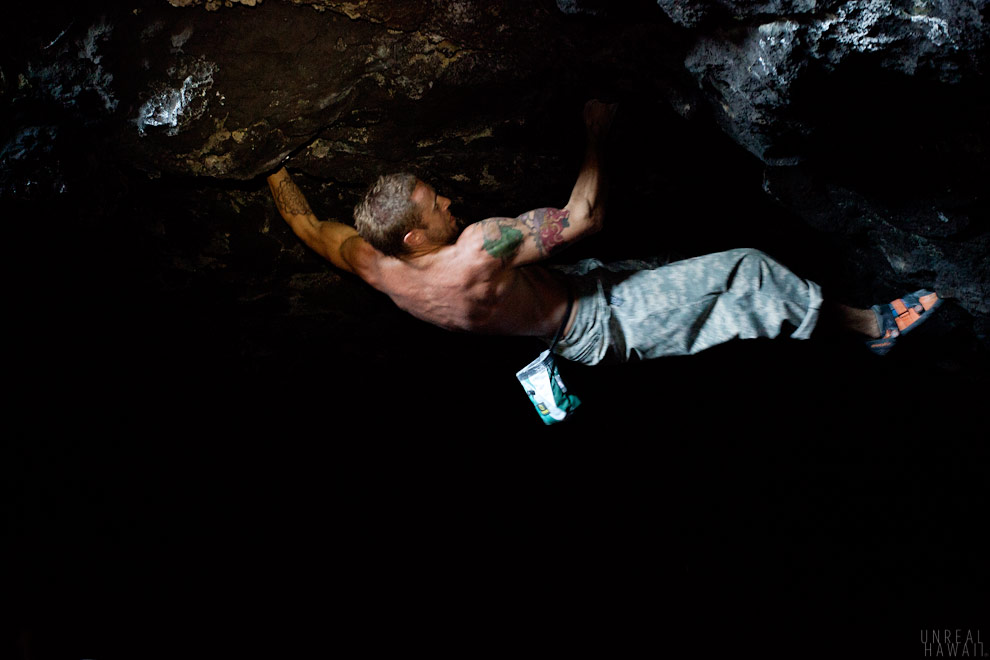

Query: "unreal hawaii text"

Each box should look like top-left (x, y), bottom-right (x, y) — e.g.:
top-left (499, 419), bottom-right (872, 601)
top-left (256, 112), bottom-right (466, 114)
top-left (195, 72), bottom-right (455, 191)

top-left (922, 629), bottom-right (985, 657)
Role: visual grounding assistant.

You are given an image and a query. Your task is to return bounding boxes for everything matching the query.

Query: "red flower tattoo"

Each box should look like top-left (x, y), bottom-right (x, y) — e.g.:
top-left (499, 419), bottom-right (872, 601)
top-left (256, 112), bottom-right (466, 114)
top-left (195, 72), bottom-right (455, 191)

top-left (538, 207), bottom-right (570, 254)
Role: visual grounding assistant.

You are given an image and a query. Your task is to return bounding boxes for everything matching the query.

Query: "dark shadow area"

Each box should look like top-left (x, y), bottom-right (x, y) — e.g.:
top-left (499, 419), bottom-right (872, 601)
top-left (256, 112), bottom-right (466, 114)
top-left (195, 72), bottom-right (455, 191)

top-left (6, 103), bottom-right (987, 658)
top-left (3, 2), bottom-right (988, 657)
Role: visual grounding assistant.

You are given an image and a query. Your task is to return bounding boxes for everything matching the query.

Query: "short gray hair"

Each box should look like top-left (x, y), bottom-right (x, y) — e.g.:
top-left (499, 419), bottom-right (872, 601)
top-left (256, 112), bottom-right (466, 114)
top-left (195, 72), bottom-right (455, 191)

top-left (353, 173), bottom-right (421, 256)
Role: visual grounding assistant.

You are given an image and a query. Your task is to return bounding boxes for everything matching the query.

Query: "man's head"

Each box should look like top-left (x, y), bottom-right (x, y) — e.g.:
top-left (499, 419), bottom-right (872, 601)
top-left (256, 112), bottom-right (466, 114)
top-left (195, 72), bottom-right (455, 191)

top-left (353, 173), bottom-right (458, 256)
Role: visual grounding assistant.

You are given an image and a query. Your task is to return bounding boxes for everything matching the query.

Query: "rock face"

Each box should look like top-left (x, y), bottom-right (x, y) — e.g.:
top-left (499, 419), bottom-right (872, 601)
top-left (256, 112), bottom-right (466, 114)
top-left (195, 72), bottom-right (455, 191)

top-left (1, 0), bottom-right (987, 375)
top-left (680, 1), bottom-right (987, 161)
top-left (666, 0), bottom-right (989, 344)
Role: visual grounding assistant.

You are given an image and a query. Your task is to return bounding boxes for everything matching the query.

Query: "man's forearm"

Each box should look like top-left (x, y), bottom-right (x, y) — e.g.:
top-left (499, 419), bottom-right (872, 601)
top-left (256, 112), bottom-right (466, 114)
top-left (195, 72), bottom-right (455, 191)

top-left (266, 167), bottom-right (362, 273)
top-left (565, 101), bottom-right (614, 232)
top-left (567, 132), bottom-right (607, 229)
top-left (268, 167), bottom-right (319, 232)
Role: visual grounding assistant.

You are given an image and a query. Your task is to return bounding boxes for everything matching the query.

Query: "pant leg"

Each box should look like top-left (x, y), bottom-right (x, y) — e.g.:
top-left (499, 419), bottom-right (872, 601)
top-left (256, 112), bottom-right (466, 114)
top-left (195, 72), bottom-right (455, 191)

top-left (607, 248), bottom-right (823, 361)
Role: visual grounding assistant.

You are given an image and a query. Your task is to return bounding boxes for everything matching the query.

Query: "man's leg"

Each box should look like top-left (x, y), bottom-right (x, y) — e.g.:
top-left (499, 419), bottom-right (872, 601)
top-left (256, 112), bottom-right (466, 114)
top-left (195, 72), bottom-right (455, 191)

top-left (615, 250), bottom-right (940, 357)
top-left (824, 304), bottom-right (882, 338)
top-left (823, 291), bottom-right (943, 356)
top-left (605, 248), bottom-right (824, 360)
top-left (555, 250), bottom-right (942, 364)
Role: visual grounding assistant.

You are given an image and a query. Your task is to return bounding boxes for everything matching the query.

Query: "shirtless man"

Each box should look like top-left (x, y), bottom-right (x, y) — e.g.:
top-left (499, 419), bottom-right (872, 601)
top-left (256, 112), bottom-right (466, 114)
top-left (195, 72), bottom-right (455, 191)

top-left (266, 100), bottom-right (941, 365)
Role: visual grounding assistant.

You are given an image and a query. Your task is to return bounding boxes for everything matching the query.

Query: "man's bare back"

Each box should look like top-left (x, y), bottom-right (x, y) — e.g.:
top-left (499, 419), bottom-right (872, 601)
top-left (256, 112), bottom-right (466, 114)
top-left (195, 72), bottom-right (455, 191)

top-left (362, 230), bottom-right (573, 337)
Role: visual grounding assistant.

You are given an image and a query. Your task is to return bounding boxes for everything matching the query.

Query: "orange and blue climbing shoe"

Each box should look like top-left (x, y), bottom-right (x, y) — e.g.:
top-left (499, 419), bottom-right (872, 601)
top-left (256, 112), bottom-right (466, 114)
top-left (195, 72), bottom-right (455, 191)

top-left (865, 289), bottom-right (942, 356)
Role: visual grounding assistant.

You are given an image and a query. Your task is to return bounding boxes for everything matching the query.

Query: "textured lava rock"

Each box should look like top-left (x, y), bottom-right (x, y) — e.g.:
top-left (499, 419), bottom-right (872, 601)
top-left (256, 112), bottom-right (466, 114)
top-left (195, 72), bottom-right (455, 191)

top-left (659, 0), bottom-right (989, 349)
top-left (672, 0), bottom-right (988, 162)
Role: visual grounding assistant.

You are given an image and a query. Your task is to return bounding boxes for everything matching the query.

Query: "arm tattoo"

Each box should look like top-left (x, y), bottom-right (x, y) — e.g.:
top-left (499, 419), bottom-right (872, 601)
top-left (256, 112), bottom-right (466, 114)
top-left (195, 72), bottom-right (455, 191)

top-left (519, 207), bottom-right (570, 255)
top-left (481, 220), bottom-right (524, 259)
top-left (272, 177), bottom-right (315, 217)
top-left (479, 208), bottom-right (570, 261)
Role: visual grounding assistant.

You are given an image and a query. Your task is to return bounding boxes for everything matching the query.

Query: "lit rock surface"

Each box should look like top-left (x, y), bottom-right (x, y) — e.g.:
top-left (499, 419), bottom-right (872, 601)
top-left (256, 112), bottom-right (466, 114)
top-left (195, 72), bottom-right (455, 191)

top-left (659, 0), bottom-right (989, 342)
top-left (673, 0), bottom-right (988, 161)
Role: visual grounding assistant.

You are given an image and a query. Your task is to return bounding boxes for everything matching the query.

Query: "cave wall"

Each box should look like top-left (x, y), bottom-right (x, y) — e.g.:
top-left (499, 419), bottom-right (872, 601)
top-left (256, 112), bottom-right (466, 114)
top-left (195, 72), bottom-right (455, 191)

top-left (668, 0), bottom-right (990, 339)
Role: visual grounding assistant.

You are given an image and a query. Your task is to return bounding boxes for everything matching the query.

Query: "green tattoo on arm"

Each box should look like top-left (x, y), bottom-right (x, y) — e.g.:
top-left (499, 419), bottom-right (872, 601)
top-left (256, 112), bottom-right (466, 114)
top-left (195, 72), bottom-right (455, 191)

top-left (481, 220), bottom-right (524, 259)
top-left (477, 208), bottom-right (571, 262)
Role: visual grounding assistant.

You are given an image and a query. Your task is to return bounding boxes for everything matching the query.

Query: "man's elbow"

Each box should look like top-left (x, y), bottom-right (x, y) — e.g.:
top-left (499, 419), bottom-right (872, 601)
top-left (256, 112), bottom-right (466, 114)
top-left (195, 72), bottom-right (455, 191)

top-left (580, 216), bottom-right (604, 239)
top-left (566, 201), bottom-right (604, 237)
top-left (587, 206), bottom-right (605, 234)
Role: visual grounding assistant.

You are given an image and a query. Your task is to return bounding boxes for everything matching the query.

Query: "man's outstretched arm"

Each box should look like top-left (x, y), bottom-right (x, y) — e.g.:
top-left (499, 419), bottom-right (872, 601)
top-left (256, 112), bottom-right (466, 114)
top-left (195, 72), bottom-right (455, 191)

top-left (563, 99), bottom-right (614, 237)
top-left (462, 100), bottom-right (616, 267)
top-left (267, 167), bottom-right (375, 277)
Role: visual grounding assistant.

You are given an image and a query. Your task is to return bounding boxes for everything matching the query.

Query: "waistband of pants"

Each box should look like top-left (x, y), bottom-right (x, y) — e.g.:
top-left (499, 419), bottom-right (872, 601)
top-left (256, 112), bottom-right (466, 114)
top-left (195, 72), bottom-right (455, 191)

top-left (547, 265), bottom-right (609, 364)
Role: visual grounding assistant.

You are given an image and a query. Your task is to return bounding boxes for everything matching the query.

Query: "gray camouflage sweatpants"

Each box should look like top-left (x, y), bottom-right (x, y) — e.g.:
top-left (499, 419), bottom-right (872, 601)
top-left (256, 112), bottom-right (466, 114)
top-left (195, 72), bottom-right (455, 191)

top-left (550, 248), bottom-right (823, 365)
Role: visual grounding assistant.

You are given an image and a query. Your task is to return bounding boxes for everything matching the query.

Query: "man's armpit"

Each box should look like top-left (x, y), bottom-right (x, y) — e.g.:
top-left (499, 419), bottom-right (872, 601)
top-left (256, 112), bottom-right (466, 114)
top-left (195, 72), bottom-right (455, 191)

top-left (338, 234), bottom-right (364, 264)
top-left (516, 207), bottom-right (571, 256)
top-left (338, 232), bottom-right (380, 278)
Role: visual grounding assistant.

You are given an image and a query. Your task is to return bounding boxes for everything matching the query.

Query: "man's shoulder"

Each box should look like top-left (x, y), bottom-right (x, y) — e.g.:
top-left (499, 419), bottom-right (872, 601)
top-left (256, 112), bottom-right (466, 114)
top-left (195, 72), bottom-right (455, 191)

top-left (340, 235), bottom-right (389, 283)
top-left (358, 225), bottom-right (512, 291)
top-left (450, 223), bottom-right (522, 277)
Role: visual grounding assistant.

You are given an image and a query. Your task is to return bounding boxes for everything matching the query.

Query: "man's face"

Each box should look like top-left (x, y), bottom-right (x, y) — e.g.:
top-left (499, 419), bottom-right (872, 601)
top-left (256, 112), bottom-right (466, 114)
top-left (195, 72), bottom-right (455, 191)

top-left (412, 179), bottom-right (459, 246)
